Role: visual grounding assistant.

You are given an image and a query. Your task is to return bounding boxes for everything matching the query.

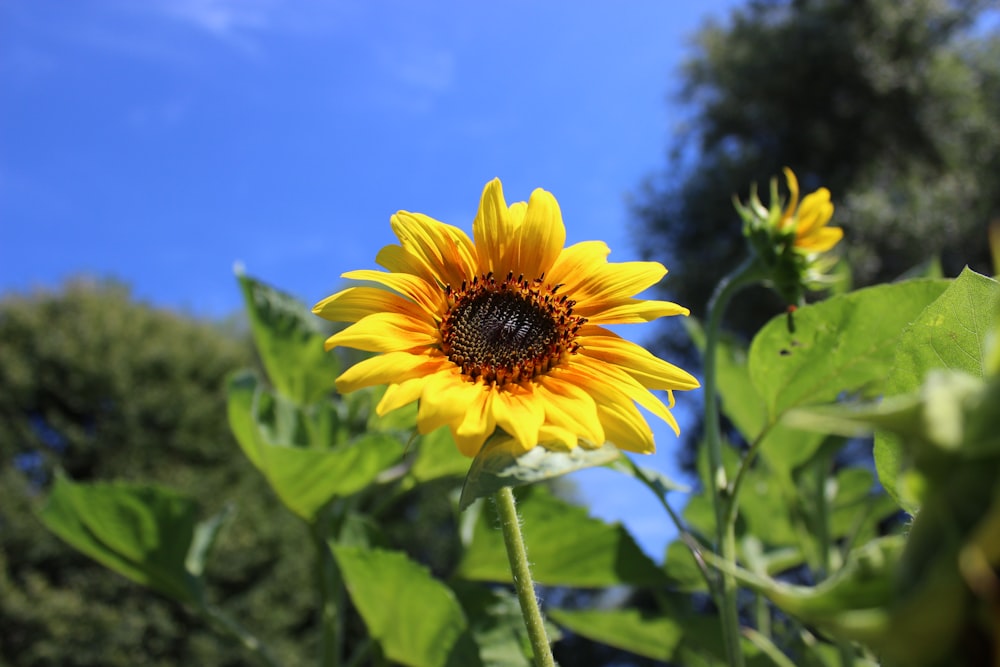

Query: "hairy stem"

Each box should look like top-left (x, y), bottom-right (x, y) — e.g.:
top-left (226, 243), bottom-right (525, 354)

top-left (494, 487), bottom-right (556, 667)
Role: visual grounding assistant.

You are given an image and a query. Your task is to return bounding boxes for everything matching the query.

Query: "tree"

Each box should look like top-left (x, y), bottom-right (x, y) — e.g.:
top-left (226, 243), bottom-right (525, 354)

top-left (633, 0), bottom-right (1000, 351)
top-left (0, 280), bottom-right (317, 666)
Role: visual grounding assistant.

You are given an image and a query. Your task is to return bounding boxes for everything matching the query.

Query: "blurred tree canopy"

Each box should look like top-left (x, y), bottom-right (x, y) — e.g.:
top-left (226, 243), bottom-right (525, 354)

top-left (633, 0), bottom-right (1000, 349)
top-left (0, 280), bottom-right (317, 666)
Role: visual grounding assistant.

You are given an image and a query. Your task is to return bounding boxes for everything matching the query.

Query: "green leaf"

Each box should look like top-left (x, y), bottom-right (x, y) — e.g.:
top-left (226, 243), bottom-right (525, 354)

top-left (749, 279), bottom-right (949, 418)
top-left (39, 476), bottom-right (201, 604)
top-left (237, 272), bottom-right (340, 405)
top-left (458, 436), bottom-right (621, 511)
top-left (227, 371), bottom-right (404, 521)
top-left (875, 268), bottom-right (1000, 509)
top-left (332, 545), bottom-right (479, 667)
top-left (455, 485), bottom-right (666, 587)
top-left (687, 318), bottom-right (767, 439)
top-left (410, 426), bottom-right (472, 483)
top-left (663, 540), bottom-right (711, 592)
top-left (548, 608), bottom-right (683, 662)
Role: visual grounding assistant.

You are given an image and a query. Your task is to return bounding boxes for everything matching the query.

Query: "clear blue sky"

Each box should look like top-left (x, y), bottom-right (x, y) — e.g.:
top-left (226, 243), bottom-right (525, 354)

top-left (1, 0), bottom-right (741, 556)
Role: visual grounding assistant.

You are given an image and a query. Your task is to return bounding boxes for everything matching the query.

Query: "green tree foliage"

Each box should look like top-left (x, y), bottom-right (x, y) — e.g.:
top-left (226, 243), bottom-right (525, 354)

top-left (0, 280), bottom-right (315, 666)
top-left (633, 0), bottom-right (1000, 342)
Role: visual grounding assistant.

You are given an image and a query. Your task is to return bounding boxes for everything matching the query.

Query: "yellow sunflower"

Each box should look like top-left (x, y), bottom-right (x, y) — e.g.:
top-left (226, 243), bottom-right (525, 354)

top-left (778, 167), bottom-right (842, 253)
top-left (313, 179), bottom-right (700, 457)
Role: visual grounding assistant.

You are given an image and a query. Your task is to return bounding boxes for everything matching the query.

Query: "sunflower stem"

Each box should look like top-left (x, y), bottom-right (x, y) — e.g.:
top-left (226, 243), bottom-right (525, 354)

top-left (494, 487), bottom-right (556, 667)
top-left (704, 256), bottom-right (766, 667)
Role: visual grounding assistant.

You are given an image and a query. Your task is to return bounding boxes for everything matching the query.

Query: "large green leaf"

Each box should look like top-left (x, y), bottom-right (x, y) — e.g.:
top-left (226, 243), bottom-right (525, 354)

top-left (39, 476), bottom-right (202, 604)
top-left (237, 272), bottom-right (340, 405)
top-left (455, 485), bottom-right (666, 587)
top-left (875, 268), bottom-right (1000, 509)
top-left (548, 608), bottom-right (683, 662)
top-left (459, 436), bottom-right (620, 510)
top-left (227, 371), bottom-right (404, 521)
top-left (749, 279), bottom-right (948, 419)
top-left (688, 319), bottom-right (827, 474)
top-left (332, 545), bottom-right (480, 667)
top-left (410, 426), bottom-right (472, 483)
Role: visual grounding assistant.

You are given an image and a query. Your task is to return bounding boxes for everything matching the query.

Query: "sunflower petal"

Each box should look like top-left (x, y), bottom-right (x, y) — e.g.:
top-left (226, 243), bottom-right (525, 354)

top-left (341, 269), bottom-right (444, 314)
top-left (491, 386), bottom-right (544, 452)
top-left (536, 374), bottom-right (605, 445)
top-left (515, 188), bottom-right (566, 279)
top-left (336, 351), bottom-right (446, 394)
top-left (417, 371), bottom-right (485, 434)
top-left (579, 332), bottom-right (701, 391)
top-left (390, 212), bottom-right (477, 287)
top-left (797, 225), bottom-right (844, 253)
top-left (795, 188), bottom-right (833, 237)
top-left (313, 286), bottom-right (430, 323)
top-left (324, 312), bottom-right (438, 353)
top-left (473, 178), bottom-right (513, 274)
top-left (584, 299), bottom-right (690, 325)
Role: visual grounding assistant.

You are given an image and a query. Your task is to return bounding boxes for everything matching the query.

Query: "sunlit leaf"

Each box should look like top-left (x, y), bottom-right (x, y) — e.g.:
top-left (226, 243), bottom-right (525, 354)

top-left (455, 485), bottom-right (666, 587)
top-left (39, 476), bottom-right (201, 604)
top-left (458, 437), bottom-right (620, 511)
top-left (333, 545), bottom-right (480, 667)
top-left (749, 279), bottom-right (948, 418)
top-left (875, 268), bottom-right (1000, 509)
top-left (547, 608), bottom-right (683, 662)
top-left (410, 426), bottom-right (471, 483)
top-left (237, 272), bottom-right (340, 405)
top-left (227, 371), bottom-right (404, 521)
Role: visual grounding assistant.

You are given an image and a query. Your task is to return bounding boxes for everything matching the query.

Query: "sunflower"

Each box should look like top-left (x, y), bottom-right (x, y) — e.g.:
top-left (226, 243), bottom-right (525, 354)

top-left (313, 179), bottom-right (699, 457)
top-left (778, 167), bottom-right (842, 253)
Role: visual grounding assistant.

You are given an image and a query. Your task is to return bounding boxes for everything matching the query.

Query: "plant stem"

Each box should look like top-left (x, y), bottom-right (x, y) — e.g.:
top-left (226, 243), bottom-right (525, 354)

top-left (494, 487), bottom-right (556, 667)
top-left (704, 256), bottom-right (765, 667)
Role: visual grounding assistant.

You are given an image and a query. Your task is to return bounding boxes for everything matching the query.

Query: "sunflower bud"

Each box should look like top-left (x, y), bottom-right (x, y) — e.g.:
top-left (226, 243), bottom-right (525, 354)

top-left (734, 167), bottom-right (843, 305)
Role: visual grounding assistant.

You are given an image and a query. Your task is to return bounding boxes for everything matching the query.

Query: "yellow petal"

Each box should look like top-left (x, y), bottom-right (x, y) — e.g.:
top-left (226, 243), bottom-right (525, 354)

top-left (451, 427), bottom-right (490, 457)
top-left (377, 375), bottom-right (433, 415)
top-left (583, 299), bottom-right (690, 325)
top-left (571, 355), bottom-right (677, 428)
top-left (473, 178), bottom-right (513, 274)
top-left (570, 261), bottom-right (668, 315)
top-left (536, 374), bottom-right (605, 445)
top-left (780, 167), bottom-right (800, 229)
top-left (324, 312), bottom-right (438, 353)
top-left (341, 269), bottom-right (445, 314)
top-left (547, 240), bottom-right (611, 288)
top-left (313, 286), bottom-right (430, 323)
top-left (416, 370), bottom-right (484, 434)
top-left (797, 225), bottom-right (844, 253)
top-left (578, 331), bottom-right (701, 391)
top-left (598, 399), bottom-right (658, 453)
top-left (336, 351), bottom-right (446, 393)
top-left (536, 425), bottom-right (578, 450)
top-left (455, 385), bottom-right (497, 441)
top-left (390, 211), bottom-right (477, 288)
top-left (795, 188), bottom-right (833, 237)
top-left (515, 188), bottom-right (566, 279)
top-left (491, 385), bottom-right (544, 452)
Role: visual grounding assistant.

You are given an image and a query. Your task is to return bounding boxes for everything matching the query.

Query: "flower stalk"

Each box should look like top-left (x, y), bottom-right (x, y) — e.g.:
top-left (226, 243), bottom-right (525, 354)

top-left (494, 487), bottom-right (556, 667)
top-left (703, 256), bottom-right (767, 667)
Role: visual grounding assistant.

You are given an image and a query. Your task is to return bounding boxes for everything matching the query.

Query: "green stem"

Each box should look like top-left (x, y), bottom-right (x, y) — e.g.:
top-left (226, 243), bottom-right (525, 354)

top-left (494, 487), bottom-right (556, 667)
top-left (704, 256), bottom-right (765, 667)
top-left (200, 603), bottom-right (282, 667)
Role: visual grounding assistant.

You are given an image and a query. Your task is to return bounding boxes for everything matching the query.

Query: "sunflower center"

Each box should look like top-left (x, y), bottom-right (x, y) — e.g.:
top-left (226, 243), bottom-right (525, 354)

top-left (440, 272), bottom-right (586, 386)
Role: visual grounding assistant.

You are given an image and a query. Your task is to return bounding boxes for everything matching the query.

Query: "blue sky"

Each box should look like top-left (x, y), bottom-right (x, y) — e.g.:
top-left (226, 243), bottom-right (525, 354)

top-left (1, 0), bottom-right (741, 556)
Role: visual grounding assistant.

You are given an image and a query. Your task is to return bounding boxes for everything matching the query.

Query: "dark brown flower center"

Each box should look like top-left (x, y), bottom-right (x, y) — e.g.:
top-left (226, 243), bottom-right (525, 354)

top-left (440, 272), bottom-right (585, 386)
